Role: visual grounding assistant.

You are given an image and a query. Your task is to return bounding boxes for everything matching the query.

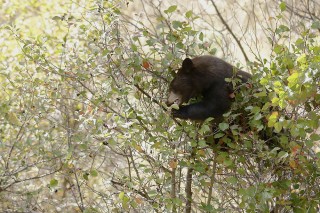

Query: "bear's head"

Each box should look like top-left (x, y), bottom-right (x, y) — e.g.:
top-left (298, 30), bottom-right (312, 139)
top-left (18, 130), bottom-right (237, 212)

top-left (167, 58), bottom-right (199, 106)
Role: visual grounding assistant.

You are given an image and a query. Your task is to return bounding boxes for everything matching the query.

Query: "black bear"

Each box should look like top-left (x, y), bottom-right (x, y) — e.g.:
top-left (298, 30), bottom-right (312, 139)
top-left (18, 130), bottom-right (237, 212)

top-left (167, 55), bottom-right (251, 120)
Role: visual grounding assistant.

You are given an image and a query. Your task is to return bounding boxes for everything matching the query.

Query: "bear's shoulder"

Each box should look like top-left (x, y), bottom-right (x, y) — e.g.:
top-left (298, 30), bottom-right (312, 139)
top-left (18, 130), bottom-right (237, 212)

top-left (191, 55), bottom-right (234, 79)
top-left (192, 55), bottom-right (223, 65)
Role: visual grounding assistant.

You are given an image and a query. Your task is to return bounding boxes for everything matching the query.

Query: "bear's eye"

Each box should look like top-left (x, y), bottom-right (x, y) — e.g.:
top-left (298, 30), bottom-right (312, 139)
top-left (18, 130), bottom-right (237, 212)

top-left (173, 78), bottom-right (190, 89)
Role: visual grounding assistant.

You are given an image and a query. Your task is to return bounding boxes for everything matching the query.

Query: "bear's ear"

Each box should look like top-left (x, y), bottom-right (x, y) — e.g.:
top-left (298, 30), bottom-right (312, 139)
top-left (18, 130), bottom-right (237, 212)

top-left (182, 58), bottom-right (193, 72)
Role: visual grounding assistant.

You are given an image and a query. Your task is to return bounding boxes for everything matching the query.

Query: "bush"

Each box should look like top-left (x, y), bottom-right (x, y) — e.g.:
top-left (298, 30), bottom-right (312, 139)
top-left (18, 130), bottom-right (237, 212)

top-left (0, 1), bottom-right (319, 212)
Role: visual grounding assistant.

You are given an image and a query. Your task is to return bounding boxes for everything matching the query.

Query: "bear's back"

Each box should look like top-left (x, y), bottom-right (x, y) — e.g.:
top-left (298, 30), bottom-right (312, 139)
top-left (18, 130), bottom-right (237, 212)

top-left (192, 55), bottom-right (250, 82)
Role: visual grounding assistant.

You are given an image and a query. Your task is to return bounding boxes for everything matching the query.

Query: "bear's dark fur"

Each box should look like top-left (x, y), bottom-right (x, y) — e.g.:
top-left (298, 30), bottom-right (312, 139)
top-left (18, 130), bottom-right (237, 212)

top-left (167, 55), bottom-right (251, 121)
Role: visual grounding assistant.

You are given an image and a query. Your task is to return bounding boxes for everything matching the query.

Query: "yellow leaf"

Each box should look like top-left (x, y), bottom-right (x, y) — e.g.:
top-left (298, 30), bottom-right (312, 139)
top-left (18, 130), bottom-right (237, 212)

top-left (291, 145), bottom-right (301, 155)
top-left (289, 160), bottom-right (297, 169)
top-left (297, 53), bottom-right (306, 64)
top-left (134, 196), bottom-right (143, 204)
top-left (197, 150), bottom-right (206, 156)
top-left (169, 160), bottom-right (178, 169)
top-left (134, 145), bottom-right (143, 152)
top-left (119, 191), bottom-right (125, 200)
top-left (267, 111), bottom-right (279, 127)
top-left (6, 112), bottom-right (21, 126)
top-left (271, 97), bottom-right (279, 105)
top-left (38, 119), bottom-right (50, 130)
top-left (287, 72), bottom-right (299, 88)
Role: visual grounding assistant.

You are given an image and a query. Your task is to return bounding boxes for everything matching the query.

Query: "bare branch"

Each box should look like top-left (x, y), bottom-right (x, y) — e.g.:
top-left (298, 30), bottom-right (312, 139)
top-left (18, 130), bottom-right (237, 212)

top-left (209, 0), bottom-right (250, 62)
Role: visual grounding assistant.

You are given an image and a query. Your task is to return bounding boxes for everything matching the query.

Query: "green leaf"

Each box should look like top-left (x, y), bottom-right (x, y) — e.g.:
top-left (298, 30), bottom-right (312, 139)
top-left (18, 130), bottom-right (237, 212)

top-left (251, 106), bottom-right (261, 114)
top-left (260, 78), bottom-right (268, 85)
top-left (277, 151), bottom-right (288, 160)
top-left (274, 122), bottom-right (283, 133)
top-left (268, 112), bottom-right (279, 127)
top-left (6, 112), bottom-right (21, 126)
top-left (310, 133), bottom-right (320, 141)
top-left (274, 44), bottom-right (284, 54)
top-left (194, 163), bottom-right (206, 173)
top-left (276, 25), bottom-right (289, 34)
top-left (311, 21), bottom-right (320, 29)
top-left (90, 170), bottom-right (98, 177)
top-left (200, 124), bottom-right (211, 134)
top-left (52, 16), bottom-right (62, 21)
top-left (297, 54), bottom-right (307, 64)
top-left (254, 91), bottom-right (267, 97)
top-left (287, 72), bottom-right (299, 88)
top-left (224, 158), bottom-right (233, 167)
top-left (131, 44), bottom-right (137, 52)
top-left (199, 32), bottom-right (204, 41)
top-left (182, 26), bottom-right (192, 32)
top-left (172, 20), bottom-right (182, 29)
top-left (164, 5), bottom-right (177, 14)
top-left (279, 2), bottom-right (286, 12)
top-left (237, 168), bottom-right (246, 175)
top-left (198, 140), bottom-right (207, 147)
top-left (219, 122), bottom-right (229, 131)
top-left (191, 140), bottom-right (198, 147)
top-left (119, 191), bottom-right (125, 200)
top-left (177, 41), bottom-right (185, 49)
top-left (272, 97), bottom-right (282, 106)
top-left (214, 133), bottom-right (225, 138)
top-left (185, 10), bottom-right (193, 18)
top-left (3, 25), bottom-right (12, 30)
top-left (50, 179), bottom-right (58, 187)
top-left (244, 140), bottom-right (252, 149)
top-left (280, 136), bottom-right (289, 147)
top-left (295, 38), bottom-right (305, 49)
top-left (84, 208), bottom-right (99, 213)
top-left (200, 203), bottom-right (214, 212)
top-left (83, 173), bottom-right (89, 181)
top-left (226, 176), bottom-right (238, 185)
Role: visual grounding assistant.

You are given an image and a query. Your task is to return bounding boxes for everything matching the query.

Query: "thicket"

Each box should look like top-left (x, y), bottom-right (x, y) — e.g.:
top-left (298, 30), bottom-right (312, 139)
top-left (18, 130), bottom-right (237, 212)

top-left (0, 1), bottom-right (319, 212)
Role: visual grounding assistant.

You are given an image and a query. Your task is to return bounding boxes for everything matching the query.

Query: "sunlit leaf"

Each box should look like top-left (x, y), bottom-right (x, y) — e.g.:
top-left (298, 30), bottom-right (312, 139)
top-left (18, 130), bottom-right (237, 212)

top-left (164, 5), bottom-right (177, 14)
top-left (287, 72), bottom-right (299, 88)
top-left (90, 170), bottom-right (98, 177)
top-left (50, 179), bottom-right (58, 187)
top-left (169, 160), bottom-right (178, 169)
top-left (279, 2), bottom-right (286, 12)
top-left (185, 10), bottom-right (193, 18)
top-left (268, 111), bottom-right (279, 127)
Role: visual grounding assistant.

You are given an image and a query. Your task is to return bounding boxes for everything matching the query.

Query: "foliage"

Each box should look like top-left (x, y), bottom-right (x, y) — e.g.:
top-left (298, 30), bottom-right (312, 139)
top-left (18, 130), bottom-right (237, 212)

top-left (0, 0), bottom-right (319, 212)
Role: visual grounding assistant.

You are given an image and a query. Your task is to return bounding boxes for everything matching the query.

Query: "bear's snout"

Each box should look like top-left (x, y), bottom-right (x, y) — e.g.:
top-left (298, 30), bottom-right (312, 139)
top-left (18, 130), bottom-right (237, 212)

top-left (167, 91), bottom-right (182, 106)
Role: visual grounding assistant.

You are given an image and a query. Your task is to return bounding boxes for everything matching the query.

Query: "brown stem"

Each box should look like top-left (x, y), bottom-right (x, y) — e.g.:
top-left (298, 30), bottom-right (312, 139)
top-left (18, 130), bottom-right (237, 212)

top-left (171, 168), bottom-right (177, 213)
top-left (185, 167), bottom-right (193, 213)
top-left (207, 154), bottom-right (218, 206)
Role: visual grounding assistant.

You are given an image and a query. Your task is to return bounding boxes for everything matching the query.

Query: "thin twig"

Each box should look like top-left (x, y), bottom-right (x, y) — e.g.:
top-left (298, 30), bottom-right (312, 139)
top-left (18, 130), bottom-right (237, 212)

top-left (210, 0), bottom-right (250, 62)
